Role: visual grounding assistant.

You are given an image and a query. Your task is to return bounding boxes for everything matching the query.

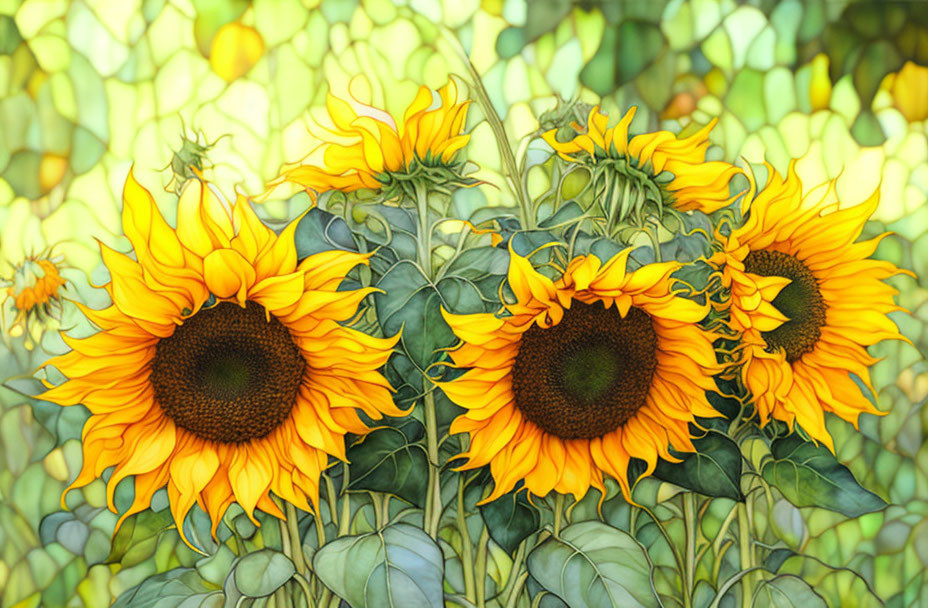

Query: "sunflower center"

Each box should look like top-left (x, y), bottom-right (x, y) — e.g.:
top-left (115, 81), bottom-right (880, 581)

top-left (743, 249), bottom-right (826, 362)
top-left (511, 302), bottom-right (658, 440)
top-left (150, 301), bottom-right (304, 443)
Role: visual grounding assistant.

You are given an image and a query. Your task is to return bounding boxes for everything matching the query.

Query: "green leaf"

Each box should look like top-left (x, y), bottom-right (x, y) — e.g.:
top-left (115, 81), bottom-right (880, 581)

top-left (112, 567), bottom-right (221, 607)
top-left (293, 206), bottom-right (359, 259)
top-left (477, 485), bottom-right (539, 554)
top-left (652, 431), bottom-right (743, 500)
top-left (753, 575), bottom-right (827, 608)
top-left (761, 435), bottom-right (886, 517)
top-left (312, 522), bottom-right (444, 608)
top-left (374, 261), bottom-right (454, 370)
top-left (527, 521), bottom-right (659, 608)
top-left (348, 420), bottom-right (429, 507)
top-left (232, 549), bottom-right (296, 597)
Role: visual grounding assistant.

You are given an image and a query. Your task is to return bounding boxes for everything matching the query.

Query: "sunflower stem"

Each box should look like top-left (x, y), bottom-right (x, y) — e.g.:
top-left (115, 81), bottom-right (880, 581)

top-left (457, 54), bottom-right (533, 230)
top-left (324, 475), bottom-right (339, 529)
top-left (339, 463), bottom-right (351, 536)
top-left (293, 574), bottom-right (316, 608)
top-left (737, 501), bottom-right (754, 608)
top-left (683, 492), bottom-right (697, 608)
top-left (414, 183), bottom-right (433, 279)
top-left (475, 525), bottom-right (490, 608)
top-left (457, 474), bottom-right (477, 603)
top-left (423, 388), bottom-right (442, 539)
top-left (285, 502), bottom-right (308, 577)
top-left (552, 493), bottom-right (565, 538)
top-left (644, 219), bottom-right (662, 262)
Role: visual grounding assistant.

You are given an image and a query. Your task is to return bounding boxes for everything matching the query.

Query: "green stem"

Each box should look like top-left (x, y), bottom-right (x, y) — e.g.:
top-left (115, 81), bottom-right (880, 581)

top-left (459, 57), bottom-right (533, 229)
top-left (339, 463), bottom-right (351, 537)
top-left (644, 219), bottom-right (662, 262)
top-left (324, 476), bottom-right (339, 530)
top-left (737, 502), bottom-right (753, 608)
top-left (423, 388), bottom-right (442, 539)
top-left (475, 525), bottom-right (490, 608)
top-left (414, 183), bottom-right (432, 278)
top-left (683, 493), bottom-right (696, 608)
top-left (457, 475), bottom-right (477, 602)
top-left (285, 502), bottom-right (308, 577)
top-left (371, 492), bottom-right (384, 529)
top-left (552, 494), bottom-right (565, 538)
top-left (293, 574), bottom-right (316, 608)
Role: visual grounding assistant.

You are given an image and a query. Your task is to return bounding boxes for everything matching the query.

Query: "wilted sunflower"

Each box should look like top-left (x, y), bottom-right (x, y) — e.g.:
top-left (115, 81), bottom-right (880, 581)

top-left (39, 173), bottom-right (402, 543)
top-left (269, 80), bottom-right (471, 200)
top-left (439, 248), bottom-right (719, 501)
top-left (542, 106), bottom-right (741, 214)
top-left (2, 254), bottom-right (68, 348)
top-left (713, 163), bottom-right (911, 448)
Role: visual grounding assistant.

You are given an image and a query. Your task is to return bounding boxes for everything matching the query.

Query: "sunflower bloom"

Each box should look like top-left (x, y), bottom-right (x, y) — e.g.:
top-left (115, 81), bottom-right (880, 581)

top-left (2, 255), bottom-right (67, 347)
top-left (270, 80), bottom-right (471, 200)
top-left (712, 163), bottom-right (911, 449)
top-left (439, 248), bottom-right (720, 501)
top-left (542, 106), bottom-right (741, 214)
top-left (39, 173), bottom-right (403, 544)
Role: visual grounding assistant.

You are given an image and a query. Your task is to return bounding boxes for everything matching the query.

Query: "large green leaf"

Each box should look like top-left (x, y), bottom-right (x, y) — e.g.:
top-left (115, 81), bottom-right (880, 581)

top-left (527, 521), bottom-right (659, 608)
top-left (293, 206), bottom-right (359, 259)
top-left (761, 435), bottom-right (886, 517)
top-left (232, 549), bottom-right (295, 597)
top-left (753, 575), bottom-right (827, 608)
top-left (652, 430), bottom-right (743, 500)
top-left (312, 522), bottom-right (444, 608)
top-left (112, 567), bottom-right (221, 608)
top-left (479, 491), bottom-right (539, 554)
top-left (374, 261), bottom-right (453, 371)
top-left (347, 420), bottom-right (429, 507)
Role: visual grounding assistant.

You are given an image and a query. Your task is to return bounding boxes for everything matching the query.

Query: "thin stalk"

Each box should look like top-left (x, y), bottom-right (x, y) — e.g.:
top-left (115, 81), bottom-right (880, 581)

top-left (382, 495), bottom-right (392, 526)
top-left (644, 219), bottom-right (662, 262)
top-left (501, 539), bottom-right (528, 605)
top-left (475, 526), bottom-right (490, 608)
top-left (683, 493), bottom-right (696, 608)
top-left (423, 388), bottom-right (442, 539)
top-left (458, 55), bottom-right (533, 229)
top-left (414, 183), bottom-right (433, 278)
top-left (324, 476), bottom-right (339, 529)
top-left (293, 574), bottom-right (316, 608)
top-left (552, 494), bottom-right (565, 538)
top-left (371, 492), bottom-right (384, 529)
top-left (503, 573), bottom-right (529, 608)
top-left (737, 502), bottom-right (753, 608)
top-left (457, 475), bottom-right (477, 602)
top-left (285, 502), bottom-right (308, 577)
top-left (339, 463), bottom-right (351, 536)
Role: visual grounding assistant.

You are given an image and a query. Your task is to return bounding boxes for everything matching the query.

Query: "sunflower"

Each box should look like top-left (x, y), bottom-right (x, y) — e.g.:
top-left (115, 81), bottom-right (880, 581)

top-left (438, 247), bottom-right (720, 501)
top-left (2, 254), bottom-right (68, 348)
top-left (38, 172), bottom-right (403, 543)
top-left (712, 163), bottom-right (911, 449)
top-left (269, 80), bottom-right (471, 200)
top-left (542, 106), bottom-right (741, 214)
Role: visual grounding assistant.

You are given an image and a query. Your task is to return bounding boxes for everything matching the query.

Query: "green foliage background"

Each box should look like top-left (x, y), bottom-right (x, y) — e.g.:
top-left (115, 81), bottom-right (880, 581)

top-left (0, 0), bottom-right (926, 606)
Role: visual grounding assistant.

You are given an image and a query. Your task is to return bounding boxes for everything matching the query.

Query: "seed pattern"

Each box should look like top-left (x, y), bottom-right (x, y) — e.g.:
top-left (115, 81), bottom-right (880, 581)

top-left (743, 249), bottom-right (827, 362)
top-left (150, 301), bottom-right (305, 443)
top-left (511, 302), bottom-right (658, 439)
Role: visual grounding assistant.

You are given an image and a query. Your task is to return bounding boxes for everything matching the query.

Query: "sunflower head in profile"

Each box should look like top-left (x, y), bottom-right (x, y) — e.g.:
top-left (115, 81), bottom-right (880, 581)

top-left (38, 172), bottom-right (403, 545)
top-left (712, 163), bottom-right (913, 449)
top-left (438, 247), bottom-right (720, 502)
top-left (542, 106), bottom-right (742, 217)
top-left (2, 253), bottom-right (68, 349)
top-left (269, 80), bottom-right (472, 201)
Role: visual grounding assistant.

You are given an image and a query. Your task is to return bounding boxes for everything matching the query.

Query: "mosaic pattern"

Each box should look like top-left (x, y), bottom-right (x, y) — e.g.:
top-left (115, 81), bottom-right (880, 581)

top-left (0, 1), bottom-right (925, 606)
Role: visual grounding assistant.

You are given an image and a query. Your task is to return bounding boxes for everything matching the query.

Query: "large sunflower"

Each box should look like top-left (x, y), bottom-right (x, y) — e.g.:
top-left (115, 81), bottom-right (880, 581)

top-left (438, 248), bottom-right (719, 501)
top-left (39, 173), bottom-right (402, 542)
top-left (713, 163), bottom-right (911, 448)
top-left (269, 80), bottom-right (470, 200)
top-left (542, 106), bottom-right (741, 214)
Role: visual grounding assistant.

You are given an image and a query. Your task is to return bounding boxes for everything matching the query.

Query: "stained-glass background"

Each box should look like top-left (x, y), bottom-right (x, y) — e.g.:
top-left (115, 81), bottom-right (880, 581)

top-left (0, 0), bottom-right (926, 606)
